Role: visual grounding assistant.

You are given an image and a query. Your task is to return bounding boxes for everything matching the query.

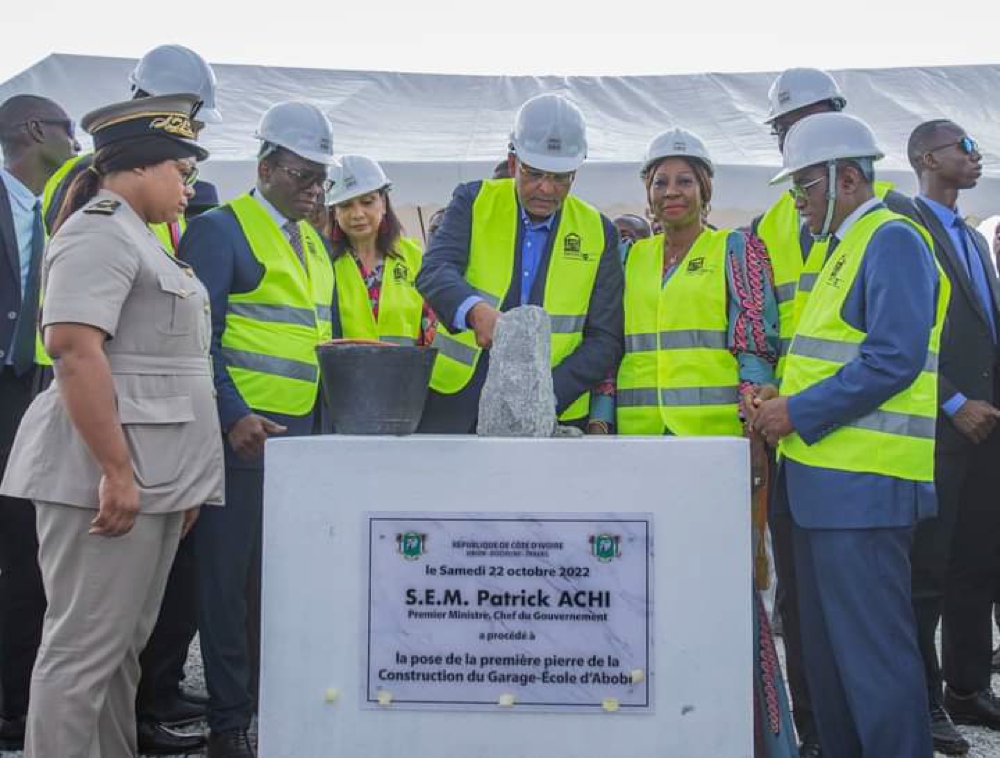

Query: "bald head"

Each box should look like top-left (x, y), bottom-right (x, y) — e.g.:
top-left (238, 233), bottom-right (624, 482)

top-left (907, 119), bottom-right (959, 175)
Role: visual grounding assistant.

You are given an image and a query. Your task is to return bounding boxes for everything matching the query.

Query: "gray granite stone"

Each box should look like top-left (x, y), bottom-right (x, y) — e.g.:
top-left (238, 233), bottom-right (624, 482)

top-left (477, 306), bottom-right (557, 438)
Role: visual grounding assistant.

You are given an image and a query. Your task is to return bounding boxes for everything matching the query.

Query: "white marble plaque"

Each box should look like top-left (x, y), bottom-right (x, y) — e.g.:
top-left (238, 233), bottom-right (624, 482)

top-left (362, 512), bottom-right (653, 712)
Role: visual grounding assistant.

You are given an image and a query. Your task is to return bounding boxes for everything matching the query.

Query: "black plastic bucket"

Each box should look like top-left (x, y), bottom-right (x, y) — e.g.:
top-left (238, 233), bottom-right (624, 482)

top-left (316, 342), bottom-right (437, 435)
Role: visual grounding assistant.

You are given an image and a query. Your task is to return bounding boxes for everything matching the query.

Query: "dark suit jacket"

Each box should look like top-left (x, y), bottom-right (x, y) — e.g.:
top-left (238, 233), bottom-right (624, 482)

top-left (897, 196), bottom-right (1000, 455)
top-left (0, 177), bottom-right (22, 368)
top-left (416, 180), bottom-right (624, 432)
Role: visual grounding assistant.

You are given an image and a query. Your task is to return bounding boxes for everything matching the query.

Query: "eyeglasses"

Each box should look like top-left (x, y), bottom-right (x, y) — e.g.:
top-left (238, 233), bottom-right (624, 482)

top-left (926, 136), bottom-right (979, 156)
top-left (519, 164), bottom-right (576, 187)
top-left (275, 164), bottom-right (334, 192)
top-left (177, 163), bottom-right (199, 187)
top-left (787, 175), bottom-right (825, 202)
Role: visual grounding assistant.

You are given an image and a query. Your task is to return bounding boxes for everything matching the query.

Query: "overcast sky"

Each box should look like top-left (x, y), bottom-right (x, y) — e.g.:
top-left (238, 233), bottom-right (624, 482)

top-left (3, 0), bottom-right (998, 82)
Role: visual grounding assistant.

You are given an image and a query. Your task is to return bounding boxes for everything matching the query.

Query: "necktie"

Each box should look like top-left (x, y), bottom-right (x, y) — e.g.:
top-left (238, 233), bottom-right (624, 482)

top-left (955, 217), bottom-right (997, 341)
top-left (11, 201), bottom-right (44, 375)
top-left (284, 220), bottom-right (305, 267)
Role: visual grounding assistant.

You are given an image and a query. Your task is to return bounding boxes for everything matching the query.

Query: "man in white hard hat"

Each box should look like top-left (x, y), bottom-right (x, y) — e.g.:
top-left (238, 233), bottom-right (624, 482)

top-left (752, 112), bottom-right (948, 758)
top-left (416, 93), bottom-right (623, 432)
top-left (179, 100), bottom-right (336, 758)
top-left (753, 67), bottom-right (913, 758)
top-left (42, 43), bottom-right (222, 242)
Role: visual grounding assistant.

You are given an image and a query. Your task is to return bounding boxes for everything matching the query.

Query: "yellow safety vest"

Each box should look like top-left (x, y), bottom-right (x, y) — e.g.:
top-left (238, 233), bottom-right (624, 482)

top-left (779, 209), bottom-right (949, 482)
top-left (334, 238), bottom-right (424, 344)
top-left (221, 193), bottom-right (334, 416)
top-left (616, 228), bottom-right (743, 436)
top-left (759, 180), bottom-right (893, 378)
top-left (429, 179), bottom-right (606, 422)
top-left (150, 217), bottom-right (187, 256)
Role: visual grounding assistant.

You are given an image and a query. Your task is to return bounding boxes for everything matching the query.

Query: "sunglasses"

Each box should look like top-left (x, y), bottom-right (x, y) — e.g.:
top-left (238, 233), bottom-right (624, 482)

top-left (21, 118), bottom-right (76, 140)
top-left (275, 164), bottom-right (334, 192)
top-left (926, 136), bottom-right (979, 156)
top-left (787, 175), bottom-right (825, 202)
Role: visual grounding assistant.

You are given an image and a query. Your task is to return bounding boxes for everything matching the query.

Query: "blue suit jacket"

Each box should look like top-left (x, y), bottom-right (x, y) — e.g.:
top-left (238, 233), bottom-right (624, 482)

top-left (415, 180), bottom-right (624, 433)
top-left (178, 202), bottom-right (316, 470)
top-left (778, 205), bottom-right (940, 529)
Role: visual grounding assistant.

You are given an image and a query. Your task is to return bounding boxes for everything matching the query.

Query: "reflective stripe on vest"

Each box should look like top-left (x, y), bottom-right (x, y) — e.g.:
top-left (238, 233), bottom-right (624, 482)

top-left (616, 228), bottom-right (743, 437)
top-left (222, 194), bottom-right (334, 415)
top-left (334, 237), bottom-right (424, 344)
top-left (759, 181), bottom-right (894, 378)
top-left (428, 179), bottom-right (606, 422)
top-left (778, 209), bottom-right (949, 482)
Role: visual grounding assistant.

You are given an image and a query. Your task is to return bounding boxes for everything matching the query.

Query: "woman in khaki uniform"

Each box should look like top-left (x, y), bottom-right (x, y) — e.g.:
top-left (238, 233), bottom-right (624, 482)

top-left (0, 94), bottom-right (223, 758)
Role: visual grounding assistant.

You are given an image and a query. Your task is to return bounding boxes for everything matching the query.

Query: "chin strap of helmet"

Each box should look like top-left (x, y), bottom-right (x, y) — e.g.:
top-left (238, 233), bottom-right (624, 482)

top-left (813, 161), bottom-right (838, 242)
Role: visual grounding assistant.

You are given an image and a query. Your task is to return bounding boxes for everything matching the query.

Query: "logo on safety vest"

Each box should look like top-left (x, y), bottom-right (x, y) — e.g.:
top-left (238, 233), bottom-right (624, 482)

top-left (393, 262), bottom-right (409, 283)
top-left (563, 233), bottom-right (591, 261)
top-left (827, 254), bottom-right (847, 289)
top-left (396, 532), bottom-right (427, 560)
top-left (686, 256), bottom-right (705, 273)
top-left (589, 534), bottom-right (621, 562)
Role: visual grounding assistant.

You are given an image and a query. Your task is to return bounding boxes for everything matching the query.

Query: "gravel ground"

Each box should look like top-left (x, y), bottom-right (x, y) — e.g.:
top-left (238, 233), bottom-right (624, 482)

top-left (2, 633), bottom-right (998, 757)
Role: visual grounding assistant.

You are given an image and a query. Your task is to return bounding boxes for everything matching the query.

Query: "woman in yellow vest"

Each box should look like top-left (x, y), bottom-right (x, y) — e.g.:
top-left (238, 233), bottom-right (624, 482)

top-left (325, 155), bottom-right (434, 345)
top-left (614, 128), bottom-right (796, 758)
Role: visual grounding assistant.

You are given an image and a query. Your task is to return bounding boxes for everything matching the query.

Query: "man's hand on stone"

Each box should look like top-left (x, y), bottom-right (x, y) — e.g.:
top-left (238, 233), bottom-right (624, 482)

top-left (468, 302), bottom-right (501, 349)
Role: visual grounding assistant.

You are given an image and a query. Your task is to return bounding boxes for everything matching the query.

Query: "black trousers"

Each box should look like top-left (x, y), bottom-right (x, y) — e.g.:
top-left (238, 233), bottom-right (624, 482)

top-left (196, 466), bottom-right (264, 733)
top-left (0, 367), bottom-right (46, 720)
top-left (928, 441), bottom-right (1000, 695)
top-left (135, 531), bottom-right (199, 719)
top-left (769, 510), bottom-right (817, 745)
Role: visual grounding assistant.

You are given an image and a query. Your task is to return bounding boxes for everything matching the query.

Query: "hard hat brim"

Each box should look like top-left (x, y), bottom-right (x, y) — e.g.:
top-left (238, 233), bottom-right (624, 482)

top-left (326, 181), bottom-right (392, 207)
top-left (769, 167), bottom-right (794, 185)
top-left (269, 143), bottom-right (337, 166)
top-left (515, 149), bottom-right (585, 174)
top-left (197, 106), bottom-right (223, 124)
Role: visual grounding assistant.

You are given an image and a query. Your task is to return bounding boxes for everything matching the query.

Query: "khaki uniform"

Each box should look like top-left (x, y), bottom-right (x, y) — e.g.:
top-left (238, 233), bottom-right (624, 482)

top-left (0, 189), bottom-right (224, 758)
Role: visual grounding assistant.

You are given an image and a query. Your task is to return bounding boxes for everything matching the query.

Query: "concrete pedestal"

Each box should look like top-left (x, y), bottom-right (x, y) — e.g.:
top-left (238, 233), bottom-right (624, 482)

top-left (260, 435), bottom-right (751, 758)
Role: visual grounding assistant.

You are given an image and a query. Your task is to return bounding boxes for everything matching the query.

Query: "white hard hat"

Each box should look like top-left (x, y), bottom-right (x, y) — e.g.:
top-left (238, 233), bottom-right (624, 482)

top-left (510, 93), bottom-right (587, 173)
top-left (642, 128), bottom-right (714, 177)
top-left (771, 112), bottom-right (884, 184)
top-left (764, 68), bottom-right (845, 125)
top-left (255, 101), bottom-right (335, 166)
top-left (129, 44), bottom-right (222, 124)
top-left (326, 155), bottom-right (391, 205)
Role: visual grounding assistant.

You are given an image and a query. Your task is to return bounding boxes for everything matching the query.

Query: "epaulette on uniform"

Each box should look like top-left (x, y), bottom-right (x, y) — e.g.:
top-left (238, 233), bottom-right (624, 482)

top-left (83, 199), bottom-right (122, 215)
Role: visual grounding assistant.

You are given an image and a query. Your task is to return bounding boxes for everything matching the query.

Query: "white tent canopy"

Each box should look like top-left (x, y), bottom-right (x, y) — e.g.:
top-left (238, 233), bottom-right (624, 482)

top-left (2, 54), bottom-right (998, 230)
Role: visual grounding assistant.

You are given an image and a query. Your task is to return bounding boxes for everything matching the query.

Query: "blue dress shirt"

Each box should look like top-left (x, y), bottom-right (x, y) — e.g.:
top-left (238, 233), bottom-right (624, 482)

top-left (453, 208), bottom-right (555, 330)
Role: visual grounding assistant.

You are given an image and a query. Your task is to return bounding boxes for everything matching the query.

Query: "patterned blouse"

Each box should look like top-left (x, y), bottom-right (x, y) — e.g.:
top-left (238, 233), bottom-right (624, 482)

top-left (590, 229), bottom-right (779, 425)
